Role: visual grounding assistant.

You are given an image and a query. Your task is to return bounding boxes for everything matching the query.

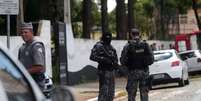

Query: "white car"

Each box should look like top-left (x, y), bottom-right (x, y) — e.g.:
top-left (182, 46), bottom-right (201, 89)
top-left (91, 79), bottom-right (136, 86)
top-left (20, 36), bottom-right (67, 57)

top-left (179, 50), bottom-right (201, 72)
top-left (149, 49), bottom-right (189, 87)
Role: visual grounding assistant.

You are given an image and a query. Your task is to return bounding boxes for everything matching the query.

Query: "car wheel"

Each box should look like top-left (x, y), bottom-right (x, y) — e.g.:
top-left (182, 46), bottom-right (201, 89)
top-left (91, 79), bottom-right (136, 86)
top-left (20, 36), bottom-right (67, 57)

top-left (148, 82), bottom-right (152, 90)
top-left (178, 78), bottom-right (185, 87)
top-left (184, 78), bottom-right (190, 85)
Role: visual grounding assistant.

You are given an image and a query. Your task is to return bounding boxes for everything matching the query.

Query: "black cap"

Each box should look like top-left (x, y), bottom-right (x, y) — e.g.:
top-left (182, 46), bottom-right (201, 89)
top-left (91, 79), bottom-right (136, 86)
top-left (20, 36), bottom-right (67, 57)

top-left (131, 28), bottom-right (139, 36)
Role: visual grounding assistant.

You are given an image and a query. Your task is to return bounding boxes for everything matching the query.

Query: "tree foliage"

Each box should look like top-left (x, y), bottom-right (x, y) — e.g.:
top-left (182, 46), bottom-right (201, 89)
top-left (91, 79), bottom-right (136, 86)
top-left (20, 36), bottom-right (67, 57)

top-left (71, 0), bottom-right (82, 37)
top-left (145, 0), bottom-right (192, 40)
top-left (5, 0), bottom-right (195, 40)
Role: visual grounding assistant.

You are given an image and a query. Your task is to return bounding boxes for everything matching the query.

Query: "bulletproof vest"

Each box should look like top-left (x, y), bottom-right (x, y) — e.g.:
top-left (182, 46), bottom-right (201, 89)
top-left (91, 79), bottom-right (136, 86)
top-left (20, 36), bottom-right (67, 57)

top-left (127, 41), bottom-right (147, 69)
top-left (19, 40), bottom-right (45, 71)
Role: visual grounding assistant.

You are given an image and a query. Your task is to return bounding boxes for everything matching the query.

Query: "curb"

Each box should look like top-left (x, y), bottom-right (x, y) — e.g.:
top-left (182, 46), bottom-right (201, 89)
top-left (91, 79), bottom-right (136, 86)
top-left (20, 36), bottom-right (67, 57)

top-left (87, 90), bottom-right (126, 101)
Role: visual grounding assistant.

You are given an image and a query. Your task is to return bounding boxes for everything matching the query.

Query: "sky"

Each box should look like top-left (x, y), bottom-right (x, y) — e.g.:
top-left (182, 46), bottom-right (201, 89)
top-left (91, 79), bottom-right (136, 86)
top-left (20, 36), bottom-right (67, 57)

top-left (108, 0), bottom-right (116, 12)
top-left (107, 0), bottom-right (128, 12)
top-left (93, 0), bottom-right (128, 12)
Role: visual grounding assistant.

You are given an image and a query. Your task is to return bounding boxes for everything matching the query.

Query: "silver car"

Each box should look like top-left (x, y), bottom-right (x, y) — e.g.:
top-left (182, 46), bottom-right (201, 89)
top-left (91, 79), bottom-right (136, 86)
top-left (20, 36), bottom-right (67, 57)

top-left (179, 50), bottom-right (201, 72)
top-left (0, 43), bottom-right (74, 101)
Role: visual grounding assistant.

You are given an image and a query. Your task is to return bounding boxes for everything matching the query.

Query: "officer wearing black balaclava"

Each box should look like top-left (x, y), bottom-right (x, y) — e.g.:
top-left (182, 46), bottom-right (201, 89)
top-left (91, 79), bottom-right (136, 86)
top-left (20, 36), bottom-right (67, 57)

top-left (90, 32), bottom-right (118, 101)
top-left (120, 28), bottom-right (154, 101)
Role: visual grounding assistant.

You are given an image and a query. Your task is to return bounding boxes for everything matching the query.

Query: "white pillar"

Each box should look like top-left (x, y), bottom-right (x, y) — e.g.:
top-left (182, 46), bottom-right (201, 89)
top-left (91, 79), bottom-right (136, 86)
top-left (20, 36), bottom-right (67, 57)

top-left (64, 0), bottom-right (71, 23)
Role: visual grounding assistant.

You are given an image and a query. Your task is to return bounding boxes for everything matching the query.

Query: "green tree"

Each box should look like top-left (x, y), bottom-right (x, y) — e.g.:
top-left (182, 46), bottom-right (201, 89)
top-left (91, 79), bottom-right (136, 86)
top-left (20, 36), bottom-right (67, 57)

top-left (91, 2), bottom-right (101, 27)
top-left (141, 0), bottom-right (155, 39)
top-left (108, 10), bottom-right (116, 36)
top-left (71, 0), bottom-right (82, 37)
top-left (151, 0), bottom-right (191, 40)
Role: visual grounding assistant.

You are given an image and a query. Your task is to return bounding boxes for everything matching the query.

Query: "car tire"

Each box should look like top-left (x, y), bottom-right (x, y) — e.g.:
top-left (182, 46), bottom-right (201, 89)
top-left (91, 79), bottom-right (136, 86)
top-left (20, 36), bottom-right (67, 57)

top-left (184, 78), bottom-right (190, 85)
top-left (178, 78), bottom-right (185, 87)
top-left (148, 82), bottom-right (153, 90)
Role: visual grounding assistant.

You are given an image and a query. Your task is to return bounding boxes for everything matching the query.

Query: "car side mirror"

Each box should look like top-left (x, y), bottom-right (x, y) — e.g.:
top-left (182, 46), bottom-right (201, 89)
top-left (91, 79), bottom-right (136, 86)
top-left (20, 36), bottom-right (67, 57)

top-left (51, 85), bottom-right (75, 101)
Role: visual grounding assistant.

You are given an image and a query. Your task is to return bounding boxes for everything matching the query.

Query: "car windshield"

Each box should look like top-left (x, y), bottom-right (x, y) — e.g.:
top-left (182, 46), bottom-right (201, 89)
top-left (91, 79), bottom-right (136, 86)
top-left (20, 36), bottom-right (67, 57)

top-left (154, 52), bottom-right (172, 62)
top-left (179, 52), bottom-right (196, 60)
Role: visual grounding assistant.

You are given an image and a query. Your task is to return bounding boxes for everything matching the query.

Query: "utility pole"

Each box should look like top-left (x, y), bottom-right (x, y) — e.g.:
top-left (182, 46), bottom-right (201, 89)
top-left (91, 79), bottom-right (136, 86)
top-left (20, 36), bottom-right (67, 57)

top-left (64, 0), bottom-right (71, 23)
top-left (59, 0), bottom-right (71, 85)
top-left (17, 0), bottom-right (24, 35)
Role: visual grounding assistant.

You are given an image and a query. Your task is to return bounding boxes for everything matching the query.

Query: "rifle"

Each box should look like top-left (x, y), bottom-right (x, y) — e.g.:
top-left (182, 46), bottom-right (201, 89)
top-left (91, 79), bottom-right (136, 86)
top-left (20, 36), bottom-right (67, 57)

top-left (100, 46), bottom-right (119, 68)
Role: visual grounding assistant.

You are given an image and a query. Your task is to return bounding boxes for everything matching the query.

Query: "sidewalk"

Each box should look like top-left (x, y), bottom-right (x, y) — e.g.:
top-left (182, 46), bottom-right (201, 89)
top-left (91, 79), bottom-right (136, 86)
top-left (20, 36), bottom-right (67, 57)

top-left (71, 77), bottom-right (127, 101)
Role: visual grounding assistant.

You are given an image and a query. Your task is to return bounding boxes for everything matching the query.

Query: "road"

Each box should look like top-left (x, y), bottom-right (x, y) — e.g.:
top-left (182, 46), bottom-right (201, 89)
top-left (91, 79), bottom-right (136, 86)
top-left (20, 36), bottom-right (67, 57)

top-left (73, 74), bottom-right (201, 101)
top-left (116, 74), bottom-right (201, 101)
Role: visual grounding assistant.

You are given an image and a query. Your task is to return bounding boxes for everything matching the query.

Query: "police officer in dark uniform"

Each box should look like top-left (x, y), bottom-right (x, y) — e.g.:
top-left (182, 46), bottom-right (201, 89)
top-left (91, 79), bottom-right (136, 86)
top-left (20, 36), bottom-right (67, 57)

top-left (90, 32), bottom-right (118, 101)
top-left (120, 28), bottom-right (154, 101)
top-left (18, 22), bottom-right (46, 90)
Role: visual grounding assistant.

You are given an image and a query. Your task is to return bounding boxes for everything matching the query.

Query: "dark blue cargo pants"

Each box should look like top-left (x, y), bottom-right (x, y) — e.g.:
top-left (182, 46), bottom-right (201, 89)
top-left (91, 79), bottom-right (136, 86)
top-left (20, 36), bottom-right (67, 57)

top-left (98, 70), bottom-right (115, 101)
top-left (126, 69), bottom-right (149, 101)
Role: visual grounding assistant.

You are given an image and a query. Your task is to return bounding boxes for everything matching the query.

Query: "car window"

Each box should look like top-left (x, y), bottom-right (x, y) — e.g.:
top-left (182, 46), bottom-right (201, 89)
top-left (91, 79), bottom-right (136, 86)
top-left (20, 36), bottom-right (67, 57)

top-left (179, 52), bottom-right (196, 60)
top-left (154, 52), bottom-right (172, 62)
top-left (175, 52), bottom-right (183, 60)
top-left (0, 50), bottom-right (35, 101)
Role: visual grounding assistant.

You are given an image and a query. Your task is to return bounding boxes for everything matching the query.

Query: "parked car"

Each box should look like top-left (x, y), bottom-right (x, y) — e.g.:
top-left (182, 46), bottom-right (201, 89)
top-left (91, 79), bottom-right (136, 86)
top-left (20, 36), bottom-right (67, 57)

top-left (178, 50), bottom-right (201, 73)
top-left (149, 49), bottom-right (189, 88)
top-left (0, 43), bottom-right (74, 101)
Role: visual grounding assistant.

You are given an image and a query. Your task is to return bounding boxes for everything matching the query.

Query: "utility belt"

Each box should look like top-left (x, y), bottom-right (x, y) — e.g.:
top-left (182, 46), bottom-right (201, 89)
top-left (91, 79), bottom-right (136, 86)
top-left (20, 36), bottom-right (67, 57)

top-left (127, 65), bottom-right (148, 71)
top-left (98, 64), bottom-right (116, 71)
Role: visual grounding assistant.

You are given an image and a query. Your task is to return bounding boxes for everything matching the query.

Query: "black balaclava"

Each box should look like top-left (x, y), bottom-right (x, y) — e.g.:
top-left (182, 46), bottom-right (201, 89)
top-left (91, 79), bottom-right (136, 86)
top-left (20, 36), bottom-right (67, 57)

top-left (102, 32), bottom-right (112, 45)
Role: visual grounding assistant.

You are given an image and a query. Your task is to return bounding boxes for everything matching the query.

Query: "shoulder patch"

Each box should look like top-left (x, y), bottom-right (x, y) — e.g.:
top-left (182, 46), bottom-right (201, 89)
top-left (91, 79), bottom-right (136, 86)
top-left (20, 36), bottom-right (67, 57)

top-left (95, 41), bottom-right (103, 48)
top-left (37, 47), bottom-right (43, 53)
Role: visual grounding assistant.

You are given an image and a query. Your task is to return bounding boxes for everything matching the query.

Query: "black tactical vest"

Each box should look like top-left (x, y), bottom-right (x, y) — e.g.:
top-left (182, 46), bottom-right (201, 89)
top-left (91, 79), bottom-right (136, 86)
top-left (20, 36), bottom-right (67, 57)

top-left (127, 41), bottom-right (147, 69)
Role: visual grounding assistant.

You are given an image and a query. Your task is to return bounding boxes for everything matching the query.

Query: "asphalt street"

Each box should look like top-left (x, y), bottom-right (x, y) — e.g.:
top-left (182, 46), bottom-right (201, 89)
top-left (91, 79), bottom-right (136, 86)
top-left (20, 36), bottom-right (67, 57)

top-left (116, 74), bottom-right (201, 101)
top-left (72, 74), bottom-right (201, 101)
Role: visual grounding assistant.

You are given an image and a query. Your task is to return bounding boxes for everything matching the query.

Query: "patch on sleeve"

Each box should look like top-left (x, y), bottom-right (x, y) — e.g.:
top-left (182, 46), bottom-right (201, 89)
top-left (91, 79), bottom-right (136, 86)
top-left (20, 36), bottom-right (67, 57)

top-left (37, 48), bottom-right (43, 53)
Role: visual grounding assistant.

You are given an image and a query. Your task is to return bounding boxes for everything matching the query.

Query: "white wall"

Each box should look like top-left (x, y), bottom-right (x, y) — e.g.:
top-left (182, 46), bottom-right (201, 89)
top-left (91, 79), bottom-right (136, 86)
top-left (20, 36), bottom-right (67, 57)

top-left (67, 39), bottom-right (174, 72)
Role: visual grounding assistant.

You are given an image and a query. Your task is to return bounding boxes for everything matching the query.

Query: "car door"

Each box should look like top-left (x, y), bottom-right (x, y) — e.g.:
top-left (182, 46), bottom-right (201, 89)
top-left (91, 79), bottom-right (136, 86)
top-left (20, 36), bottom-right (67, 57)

top-left (194, 51), bottom-right (201, 70)
top-left (0, 49), bottom-right (41, 101)
top-left (185, 52), bottom-right (198, 72)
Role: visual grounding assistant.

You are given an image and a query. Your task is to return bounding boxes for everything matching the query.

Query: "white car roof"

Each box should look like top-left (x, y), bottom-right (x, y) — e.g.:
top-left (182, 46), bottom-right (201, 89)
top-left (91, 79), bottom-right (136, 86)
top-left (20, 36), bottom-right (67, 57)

top-left (154, 49), bottom-right (176, 53)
